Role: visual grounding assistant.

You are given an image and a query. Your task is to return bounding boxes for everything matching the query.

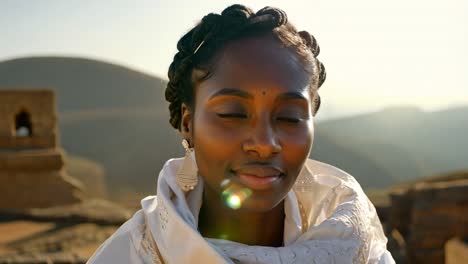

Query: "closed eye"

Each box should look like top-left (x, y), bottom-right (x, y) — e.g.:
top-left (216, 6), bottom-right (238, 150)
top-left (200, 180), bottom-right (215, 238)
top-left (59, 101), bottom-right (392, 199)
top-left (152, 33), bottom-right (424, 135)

top-left (216, 113), bottom-right (248, 118)
top-left (277, 117), bottom-right (301, 123)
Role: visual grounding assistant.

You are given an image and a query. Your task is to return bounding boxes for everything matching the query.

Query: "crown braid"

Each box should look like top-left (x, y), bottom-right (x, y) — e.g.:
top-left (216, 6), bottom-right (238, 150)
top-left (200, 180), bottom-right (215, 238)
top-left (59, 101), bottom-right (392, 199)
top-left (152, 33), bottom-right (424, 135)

top-left (165, 4), bottom-right (326, 130)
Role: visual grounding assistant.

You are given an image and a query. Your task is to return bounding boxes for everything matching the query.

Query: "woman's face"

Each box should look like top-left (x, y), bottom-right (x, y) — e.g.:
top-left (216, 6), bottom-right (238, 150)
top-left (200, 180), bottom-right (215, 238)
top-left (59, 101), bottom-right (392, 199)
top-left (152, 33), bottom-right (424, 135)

top-left (183, 34), bottom-right (315, 212)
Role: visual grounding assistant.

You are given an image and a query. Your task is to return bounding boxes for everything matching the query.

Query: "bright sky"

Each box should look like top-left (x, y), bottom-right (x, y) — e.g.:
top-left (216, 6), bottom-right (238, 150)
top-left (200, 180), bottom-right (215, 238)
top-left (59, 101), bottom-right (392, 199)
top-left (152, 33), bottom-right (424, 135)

top-left (1, 0), bottom-right (467, 119)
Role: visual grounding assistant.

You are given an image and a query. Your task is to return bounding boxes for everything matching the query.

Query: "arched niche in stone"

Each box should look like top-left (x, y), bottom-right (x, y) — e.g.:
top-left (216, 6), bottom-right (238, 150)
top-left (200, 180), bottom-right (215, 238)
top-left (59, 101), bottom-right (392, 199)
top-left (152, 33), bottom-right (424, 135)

top-left (15, 109), bottom-right (33, 137)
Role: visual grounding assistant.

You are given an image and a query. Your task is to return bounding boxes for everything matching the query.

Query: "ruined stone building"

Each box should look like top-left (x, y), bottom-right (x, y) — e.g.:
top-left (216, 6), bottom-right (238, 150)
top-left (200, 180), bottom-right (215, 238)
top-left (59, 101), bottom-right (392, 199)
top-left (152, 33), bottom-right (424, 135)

top-left (0, 90), bottom-right (84, 209)
top-left (382, 171), bottom-right (468, 263)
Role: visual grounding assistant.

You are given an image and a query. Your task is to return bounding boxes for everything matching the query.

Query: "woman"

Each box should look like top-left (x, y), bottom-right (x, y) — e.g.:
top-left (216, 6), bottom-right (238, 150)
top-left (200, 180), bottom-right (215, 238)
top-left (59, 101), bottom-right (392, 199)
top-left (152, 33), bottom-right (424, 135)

top-left (88, 4), bottom-right (394, 264)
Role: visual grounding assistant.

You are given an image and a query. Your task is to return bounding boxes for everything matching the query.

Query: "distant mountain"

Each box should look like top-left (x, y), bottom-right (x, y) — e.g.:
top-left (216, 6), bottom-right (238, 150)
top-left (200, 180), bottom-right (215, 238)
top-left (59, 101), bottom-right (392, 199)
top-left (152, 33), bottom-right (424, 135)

top-left (0, 57), bottom-right (166, 111)
top-left (310, 131), bottom-right (398, 188)
top-left (313, 106), bottom-right (468, 187)
top-left (0, 57), bottom-right (181, 193)
top-left (1, 56), bottom-right (466, 193)
top-left (64, 153), bottom-right (107, 198)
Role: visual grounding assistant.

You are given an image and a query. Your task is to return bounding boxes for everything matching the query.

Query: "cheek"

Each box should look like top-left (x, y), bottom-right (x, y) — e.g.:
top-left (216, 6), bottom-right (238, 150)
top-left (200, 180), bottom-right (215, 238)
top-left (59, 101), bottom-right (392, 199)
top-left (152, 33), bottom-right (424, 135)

top-left (192, 111), bottom-right (243, 180)
top-left (277, 122), bottom-right (314, 188)
top-left (278, 122), bottom-right (314, 163)
top-left (193, 112), bottom-right (242, 154)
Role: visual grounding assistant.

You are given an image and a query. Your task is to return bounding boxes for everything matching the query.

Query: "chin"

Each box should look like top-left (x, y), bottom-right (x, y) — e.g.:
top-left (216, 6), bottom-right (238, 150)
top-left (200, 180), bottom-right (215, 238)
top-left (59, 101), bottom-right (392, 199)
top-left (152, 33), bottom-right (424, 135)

top-left (216, 176), bottom-right (292, 212)
top-left (236, 194), bottom-right (286, 212)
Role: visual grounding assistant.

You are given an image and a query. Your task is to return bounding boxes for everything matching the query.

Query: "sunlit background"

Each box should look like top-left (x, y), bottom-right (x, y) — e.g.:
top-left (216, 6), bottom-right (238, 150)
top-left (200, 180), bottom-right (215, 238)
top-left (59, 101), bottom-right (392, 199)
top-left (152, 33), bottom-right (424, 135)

top-left (1, 1), bottom-right (468, 263)
top-left (1, 0), bottom-right (467, 120)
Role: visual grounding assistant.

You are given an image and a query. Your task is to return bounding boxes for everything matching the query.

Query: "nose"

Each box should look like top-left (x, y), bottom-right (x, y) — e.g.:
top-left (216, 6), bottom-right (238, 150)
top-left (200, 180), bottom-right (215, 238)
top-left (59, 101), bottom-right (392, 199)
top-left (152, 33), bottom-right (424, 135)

top-left (242, 117), bottom-right (282, 159)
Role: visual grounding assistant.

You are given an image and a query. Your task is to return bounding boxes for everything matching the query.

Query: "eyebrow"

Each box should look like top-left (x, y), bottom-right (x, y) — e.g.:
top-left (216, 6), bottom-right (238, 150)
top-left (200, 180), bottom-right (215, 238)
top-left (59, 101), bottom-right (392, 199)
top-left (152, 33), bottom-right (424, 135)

top-left (209, 88), bottom-right (253, 100)
top-left (209, 88), bottom-right (308, 102)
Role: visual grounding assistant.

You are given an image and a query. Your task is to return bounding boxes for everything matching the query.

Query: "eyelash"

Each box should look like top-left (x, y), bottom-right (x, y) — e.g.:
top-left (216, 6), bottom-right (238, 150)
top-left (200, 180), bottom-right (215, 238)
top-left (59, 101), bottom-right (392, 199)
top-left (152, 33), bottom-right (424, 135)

top-left (216, 113), bottom-right (247, 118)
top-left (277, 117), bottom-right (301, 123)
top-left (216, 113), bottom-right (301, 123)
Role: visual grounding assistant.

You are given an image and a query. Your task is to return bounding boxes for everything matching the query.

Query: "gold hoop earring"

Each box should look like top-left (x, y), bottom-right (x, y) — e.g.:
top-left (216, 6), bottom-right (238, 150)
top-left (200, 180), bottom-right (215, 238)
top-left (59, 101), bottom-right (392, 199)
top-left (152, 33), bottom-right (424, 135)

top-left (175, 139), bottom-right (198, 192)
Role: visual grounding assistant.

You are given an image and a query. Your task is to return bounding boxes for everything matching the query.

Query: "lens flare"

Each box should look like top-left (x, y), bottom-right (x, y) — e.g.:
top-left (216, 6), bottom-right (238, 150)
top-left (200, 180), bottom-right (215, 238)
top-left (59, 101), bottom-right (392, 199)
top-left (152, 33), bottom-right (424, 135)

top-left (227, 195), bottom-right (241, 209)
top-left (221, 184), bottom-right (253, 210)
top-left (220, 179), bottom-right (231, 188)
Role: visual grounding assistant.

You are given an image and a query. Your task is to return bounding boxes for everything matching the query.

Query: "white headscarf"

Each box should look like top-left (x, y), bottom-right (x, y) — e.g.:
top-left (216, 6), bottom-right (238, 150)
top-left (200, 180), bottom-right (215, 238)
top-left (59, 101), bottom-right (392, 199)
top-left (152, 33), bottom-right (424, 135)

top-left (88, 157), bottom-right (395, 264)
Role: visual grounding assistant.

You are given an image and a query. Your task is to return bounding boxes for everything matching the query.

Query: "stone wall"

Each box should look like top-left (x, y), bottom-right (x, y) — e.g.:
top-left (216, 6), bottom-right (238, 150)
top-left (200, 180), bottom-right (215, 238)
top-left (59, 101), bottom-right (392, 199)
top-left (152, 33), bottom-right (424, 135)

top-left (0, 90), bottom-right (84, 209)
top-left (386, 177), bottom-right (468, 263)
top-left (0, 90), bottom-right (57, 149)
top-left (0, 148), bottom-right (63, 171)
top-left (445, 238), bottom-right (468, 264)
top-left (0, 170), bottom-right (84, 209)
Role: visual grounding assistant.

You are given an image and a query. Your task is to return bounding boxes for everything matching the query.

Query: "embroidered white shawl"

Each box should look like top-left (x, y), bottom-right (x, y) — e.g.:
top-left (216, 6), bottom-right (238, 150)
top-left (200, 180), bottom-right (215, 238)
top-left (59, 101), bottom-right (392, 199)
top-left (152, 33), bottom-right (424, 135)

top-left (88, 158), bottom-right (395, 264)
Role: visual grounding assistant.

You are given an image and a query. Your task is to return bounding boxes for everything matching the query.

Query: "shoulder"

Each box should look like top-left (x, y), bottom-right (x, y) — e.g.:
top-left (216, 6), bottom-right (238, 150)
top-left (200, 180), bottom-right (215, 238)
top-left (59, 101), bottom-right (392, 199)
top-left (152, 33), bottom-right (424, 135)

top-left (296, 159), bottom-right (394, 263)
top-left (298, 158), bottom-right (382, 217)
top-left (87, 209), bottom-right (145, 263)
top-left (294, 159), bottom-right (365, 200)
top-left (305, 159), bottom-right (362, 188)
top-left (87, 197), bottom-right (161, 264)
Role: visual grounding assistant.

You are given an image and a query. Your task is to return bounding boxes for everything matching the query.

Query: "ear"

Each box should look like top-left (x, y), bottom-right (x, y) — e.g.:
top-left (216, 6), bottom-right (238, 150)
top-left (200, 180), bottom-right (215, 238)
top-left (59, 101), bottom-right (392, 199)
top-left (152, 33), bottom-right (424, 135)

top-left (180, 103), bottom-right (193, 144)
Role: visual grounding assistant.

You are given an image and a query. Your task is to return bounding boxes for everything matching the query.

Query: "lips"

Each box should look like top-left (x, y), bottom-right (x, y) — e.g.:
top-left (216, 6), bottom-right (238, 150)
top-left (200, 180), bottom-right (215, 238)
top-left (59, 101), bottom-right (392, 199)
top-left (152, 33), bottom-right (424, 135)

top-left (233, 165), bottom-right (284, 190)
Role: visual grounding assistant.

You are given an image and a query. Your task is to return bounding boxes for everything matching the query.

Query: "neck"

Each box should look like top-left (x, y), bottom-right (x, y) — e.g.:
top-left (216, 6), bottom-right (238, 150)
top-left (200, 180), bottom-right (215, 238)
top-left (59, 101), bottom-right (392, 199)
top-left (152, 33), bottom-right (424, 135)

top-left (198, 182), bottom-right (285, 247)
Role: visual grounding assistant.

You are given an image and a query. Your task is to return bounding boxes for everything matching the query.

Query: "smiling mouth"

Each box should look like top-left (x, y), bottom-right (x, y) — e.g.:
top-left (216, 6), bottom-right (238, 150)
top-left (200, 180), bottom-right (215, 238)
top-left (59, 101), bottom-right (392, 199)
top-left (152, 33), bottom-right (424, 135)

top-left (232, 166), bottom-right (284, 190)
top-left (236, 173), bottom-right (282, 190)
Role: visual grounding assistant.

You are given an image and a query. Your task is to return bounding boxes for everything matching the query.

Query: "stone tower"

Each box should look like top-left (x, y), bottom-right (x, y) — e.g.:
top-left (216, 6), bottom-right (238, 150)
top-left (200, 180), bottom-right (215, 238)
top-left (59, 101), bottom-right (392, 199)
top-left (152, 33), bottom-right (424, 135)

top-left (0, 90), bottom-right (84, 209)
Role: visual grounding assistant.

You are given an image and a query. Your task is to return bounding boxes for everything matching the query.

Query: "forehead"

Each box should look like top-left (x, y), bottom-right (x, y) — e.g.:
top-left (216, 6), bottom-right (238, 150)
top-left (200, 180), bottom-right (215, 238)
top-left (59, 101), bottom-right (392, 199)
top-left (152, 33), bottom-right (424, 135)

top-left (197, 34), bottom-right (311, 95)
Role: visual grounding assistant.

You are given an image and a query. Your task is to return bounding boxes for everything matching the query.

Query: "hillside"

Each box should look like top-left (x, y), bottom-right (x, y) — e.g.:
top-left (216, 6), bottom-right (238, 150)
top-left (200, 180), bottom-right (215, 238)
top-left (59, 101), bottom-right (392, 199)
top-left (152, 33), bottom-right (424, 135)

top-left (0, 57), bottom-right (181, 193)
top-left (1, 56), bottom-right (467, 194)
top-left (0, 57), bottom-right (166, 111)
top-left (64, 154), bottom-right (107, 198)
top-left (315, 106), bottom-right (468, 183)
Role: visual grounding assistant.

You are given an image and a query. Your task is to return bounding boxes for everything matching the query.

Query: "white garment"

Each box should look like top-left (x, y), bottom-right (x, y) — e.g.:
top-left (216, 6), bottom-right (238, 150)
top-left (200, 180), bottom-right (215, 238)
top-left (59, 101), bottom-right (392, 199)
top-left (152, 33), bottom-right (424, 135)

top-left (88, 158), bottom-right (395, 264)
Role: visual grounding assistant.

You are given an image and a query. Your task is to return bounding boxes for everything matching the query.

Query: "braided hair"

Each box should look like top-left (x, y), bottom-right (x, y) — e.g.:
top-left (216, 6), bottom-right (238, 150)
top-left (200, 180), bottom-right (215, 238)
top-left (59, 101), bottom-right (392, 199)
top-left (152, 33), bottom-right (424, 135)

top-left (165, 4), bottom-right (326, 130)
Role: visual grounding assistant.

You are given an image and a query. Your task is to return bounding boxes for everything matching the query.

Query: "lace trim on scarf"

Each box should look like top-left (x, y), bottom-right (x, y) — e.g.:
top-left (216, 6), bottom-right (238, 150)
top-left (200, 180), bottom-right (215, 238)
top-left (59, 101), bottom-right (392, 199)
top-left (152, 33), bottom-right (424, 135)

top-left (130, 217), bottom-right (165, 264)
